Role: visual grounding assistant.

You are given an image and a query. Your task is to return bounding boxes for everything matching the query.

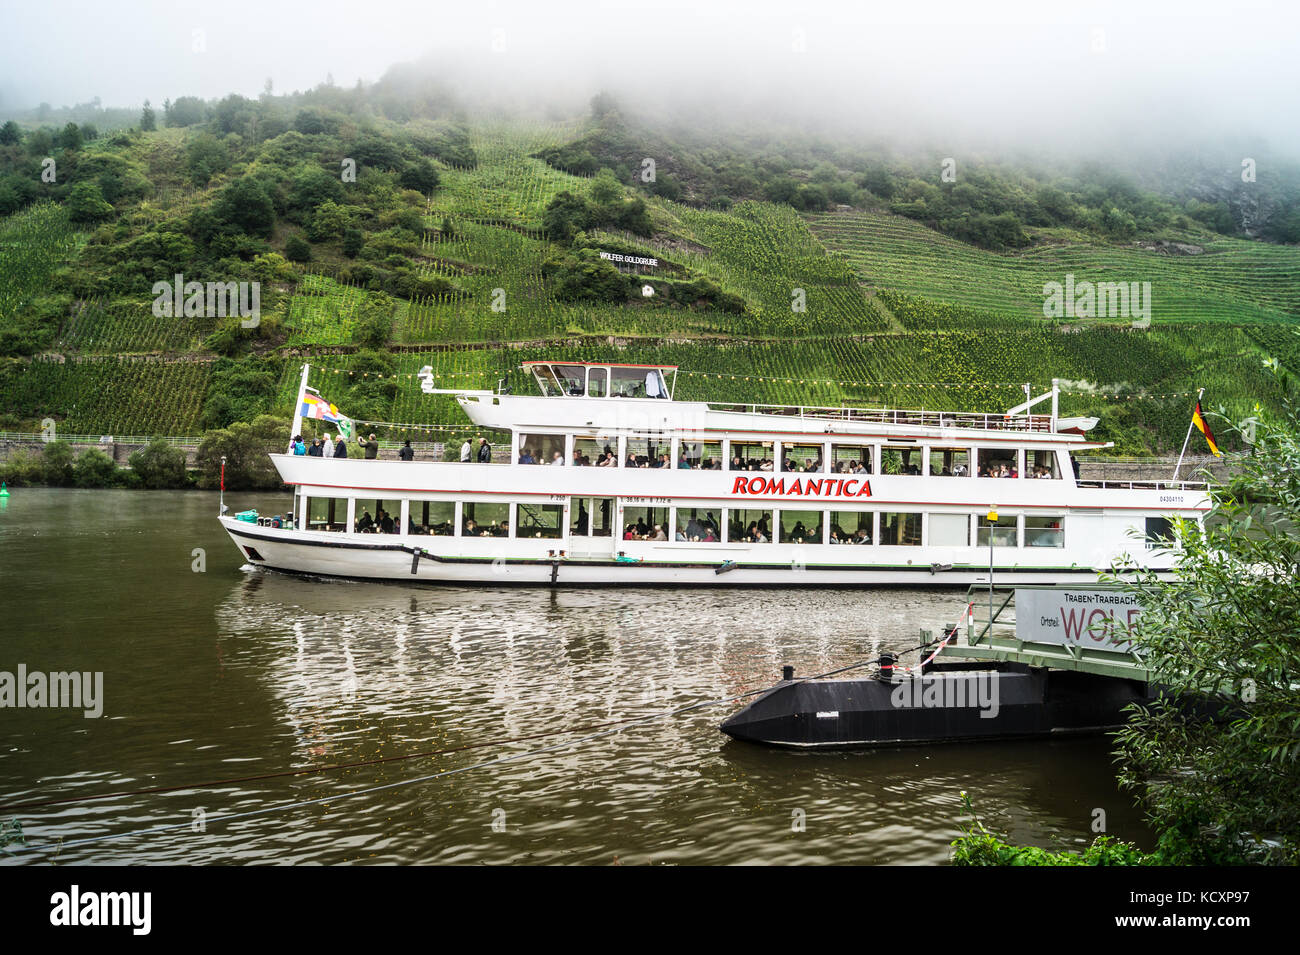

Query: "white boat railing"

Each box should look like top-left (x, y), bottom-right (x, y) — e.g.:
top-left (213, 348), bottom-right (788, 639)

top-left (1075, 479), bottom-right (1210, 491)
top-left (705, 403), bottom-right (1054, 432)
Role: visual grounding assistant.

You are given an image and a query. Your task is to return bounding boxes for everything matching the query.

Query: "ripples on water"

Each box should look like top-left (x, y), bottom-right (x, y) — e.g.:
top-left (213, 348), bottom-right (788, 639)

top-left (0, 489), bottom-right (1150, 864)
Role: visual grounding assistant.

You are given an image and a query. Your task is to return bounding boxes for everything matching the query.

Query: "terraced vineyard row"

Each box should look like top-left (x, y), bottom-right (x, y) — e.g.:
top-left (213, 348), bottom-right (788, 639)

top-left (425, 122), bottom-right (585, 229)
top-left (808, 210), bottom-right (1300, 325)
top-left (0, 202), bottom-right (80, 323)
top-left (56, 297), bottom-right (217, 353)
top-left (0, 356), bottom-right (211, 434)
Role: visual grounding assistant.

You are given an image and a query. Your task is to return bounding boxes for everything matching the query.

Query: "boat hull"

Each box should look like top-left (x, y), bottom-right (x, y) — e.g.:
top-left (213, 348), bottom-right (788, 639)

top-left (719, 665), bottom-right (1156, 747)
top-left (222, 519), bottom-right (1144, 587)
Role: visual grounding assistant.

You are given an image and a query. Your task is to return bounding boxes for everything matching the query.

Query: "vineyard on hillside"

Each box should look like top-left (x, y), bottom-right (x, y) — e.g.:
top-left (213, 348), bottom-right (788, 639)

top-left (0, 202), bottom-right (79, 322)
top-left (808, 210), bottom-right (1300, 326)
top-left (1, 121), bottom-right (1297, 455)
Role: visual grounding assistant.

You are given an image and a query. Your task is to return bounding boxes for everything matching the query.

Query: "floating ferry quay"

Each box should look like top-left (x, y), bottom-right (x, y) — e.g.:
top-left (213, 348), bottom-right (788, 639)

top-left (219, 362), bottom-right (1210, 586)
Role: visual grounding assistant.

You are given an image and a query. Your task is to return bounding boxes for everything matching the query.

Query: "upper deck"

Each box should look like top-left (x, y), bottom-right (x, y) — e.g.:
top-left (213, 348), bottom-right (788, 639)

top-left (425, 361), bottom-right (1092, 445)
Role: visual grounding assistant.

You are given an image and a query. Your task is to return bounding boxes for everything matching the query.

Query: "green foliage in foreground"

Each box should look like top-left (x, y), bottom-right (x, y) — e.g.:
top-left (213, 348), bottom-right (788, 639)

top-left (1108, 363), bottom-right (1300, 865)
top-left (955, 369), bottom-right (1300, 866)
top-left (951, 794), bottom-right (1151, 866)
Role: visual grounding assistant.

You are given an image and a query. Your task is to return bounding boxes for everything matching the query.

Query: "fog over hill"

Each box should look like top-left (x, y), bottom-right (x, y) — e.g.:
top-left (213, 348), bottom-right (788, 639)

top-left (3, 0), bottom-right (1299, 160)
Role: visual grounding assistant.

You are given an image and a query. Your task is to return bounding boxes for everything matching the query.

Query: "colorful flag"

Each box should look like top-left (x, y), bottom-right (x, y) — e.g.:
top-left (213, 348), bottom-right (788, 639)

top-left (1192, 400), bottom-right (1221, 457)
top-left (300, 391), bottom-right (353, 438)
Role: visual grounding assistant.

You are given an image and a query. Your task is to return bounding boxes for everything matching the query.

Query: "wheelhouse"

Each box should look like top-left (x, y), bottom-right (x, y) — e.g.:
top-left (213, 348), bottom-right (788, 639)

top-left (523, 361), bottom-right (677, 400)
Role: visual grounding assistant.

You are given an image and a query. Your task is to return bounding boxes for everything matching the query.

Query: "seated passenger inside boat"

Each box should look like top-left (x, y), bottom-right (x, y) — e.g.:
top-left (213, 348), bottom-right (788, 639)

top-left (356, 509), bottom-right (375, 533)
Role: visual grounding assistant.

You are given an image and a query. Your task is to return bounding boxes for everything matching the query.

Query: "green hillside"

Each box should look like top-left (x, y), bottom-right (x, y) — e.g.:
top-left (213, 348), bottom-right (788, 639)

top-left (808, 210), bottom-right (1300, 325)
top-left (1, 107), bottom-right (1298, 456)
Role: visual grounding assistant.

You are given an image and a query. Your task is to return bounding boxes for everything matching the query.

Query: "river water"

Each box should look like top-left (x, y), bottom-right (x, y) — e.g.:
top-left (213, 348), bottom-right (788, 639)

top-left (0, 488), bottom-right (1149, 865)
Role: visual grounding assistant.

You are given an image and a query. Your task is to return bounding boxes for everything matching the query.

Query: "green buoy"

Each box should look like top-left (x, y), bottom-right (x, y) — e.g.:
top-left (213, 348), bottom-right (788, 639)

top-left (0, 482), bottom-right (8, 497)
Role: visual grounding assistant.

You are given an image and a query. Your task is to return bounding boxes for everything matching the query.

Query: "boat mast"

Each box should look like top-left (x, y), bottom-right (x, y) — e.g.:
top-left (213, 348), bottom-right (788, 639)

top-left (290, 362), bottom-right (310, 444)
top-left (1172, 387), bottom-right (1205, 482)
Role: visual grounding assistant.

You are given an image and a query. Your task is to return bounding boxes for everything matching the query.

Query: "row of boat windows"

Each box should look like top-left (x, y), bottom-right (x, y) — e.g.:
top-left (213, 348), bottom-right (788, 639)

top-left (513, 435), bottom-right (1064, 479)
top-left (303, 496), bottom-right (1069, 547)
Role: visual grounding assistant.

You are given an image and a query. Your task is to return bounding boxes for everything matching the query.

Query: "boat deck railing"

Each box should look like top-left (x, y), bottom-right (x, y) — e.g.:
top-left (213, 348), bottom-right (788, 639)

top-left (1076, 479), bottom-right (1209, 491)
top-left (705, 402), bottom-right (1055, 433)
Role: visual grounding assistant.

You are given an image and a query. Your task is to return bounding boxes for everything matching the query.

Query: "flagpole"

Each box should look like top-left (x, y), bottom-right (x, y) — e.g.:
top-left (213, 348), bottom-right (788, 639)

top-left (289, 362), bottom-right (310, 446)
top-left (1172, 387), bottom-right (1204, 482)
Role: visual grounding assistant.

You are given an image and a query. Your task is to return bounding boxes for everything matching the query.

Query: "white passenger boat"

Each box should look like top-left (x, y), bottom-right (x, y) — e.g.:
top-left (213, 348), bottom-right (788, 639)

top-left (219, 362), bottom-right (1210, 586)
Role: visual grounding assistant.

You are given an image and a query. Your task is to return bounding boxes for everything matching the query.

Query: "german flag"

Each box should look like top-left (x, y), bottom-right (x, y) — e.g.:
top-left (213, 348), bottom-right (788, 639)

top-left (1192, 400), bottom-right (1221, 457)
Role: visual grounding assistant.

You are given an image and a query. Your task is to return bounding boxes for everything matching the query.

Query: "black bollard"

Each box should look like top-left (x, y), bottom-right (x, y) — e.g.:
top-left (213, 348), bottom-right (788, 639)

top-left (782, 665), bottom-right (794, 681)
top-left (877, 651), bottom-right (897, 682)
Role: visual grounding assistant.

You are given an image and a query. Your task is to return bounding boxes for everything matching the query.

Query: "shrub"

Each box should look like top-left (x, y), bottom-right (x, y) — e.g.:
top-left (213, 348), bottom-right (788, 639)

top-left (284, 234), bottom-right (312, 262)
top-left (72, 448), bottom-right (119, 487)
top-left (39, 440), bottom-right (75, 486)
top-left (127, 440), bottom-right (188, 488)
top-left (195, 415), bottom-right (289, 490)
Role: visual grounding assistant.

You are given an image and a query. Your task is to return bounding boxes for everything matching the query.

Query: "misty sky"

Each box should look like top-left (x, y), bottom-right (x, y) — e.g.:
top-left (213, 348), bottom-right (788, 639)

top-left (3, 0), bottom-right (1298, 156)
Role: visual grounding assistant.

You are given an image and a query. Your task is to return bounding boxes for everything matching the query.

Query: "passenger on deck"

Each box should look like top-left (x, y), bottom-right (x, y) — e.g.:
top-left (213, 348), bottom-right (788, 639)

top-left (477, 437), bottom-right (491, 463)
top-left (307, 438), bottom-right (323, 457)
top-left (291, 435), bottom-right (306, 455)
top-left (358, 433), bottom-right (379, 459)
top-left (334, 434), bottom-right (348, 458)
top-left (399, 440), bottom-right (414, 462)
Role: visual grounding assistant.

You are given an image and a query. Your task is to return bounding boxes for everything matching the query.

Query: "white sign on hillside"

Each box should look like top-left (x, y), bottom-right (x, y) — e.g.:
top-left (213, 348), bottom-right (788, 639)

top-left (599, 251), bottom-right (658, 267)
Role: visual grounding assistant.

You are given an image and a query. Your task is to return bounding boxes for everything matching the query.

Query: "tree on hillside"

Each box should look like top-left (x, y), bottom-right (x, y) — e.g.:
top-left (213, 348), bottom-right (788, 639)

top-left (543, 191), bottom-right (593, 241)
top-left (0, 120), bottom-right (20, 145)
top-left (398, 159), bottom-right (440, 193)
top-left (139, 100), bottom-right (156, 132)
top-left (288, 164), bottom-right (344, 217)
top-left (184, 133), bottom-right (232, 186)
top-left (214, 176), bottom-right (275, 237)
top-left (164, 96), bottom-right (206, 127)
top-left (66, 181), bottom-right (114, 222)
top-left (59, 122), bottom-right (82, 151)
top-left (1112, 363), bottom-right (1300, 864)
top-left (284, 234), bottom-right (312, 262)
